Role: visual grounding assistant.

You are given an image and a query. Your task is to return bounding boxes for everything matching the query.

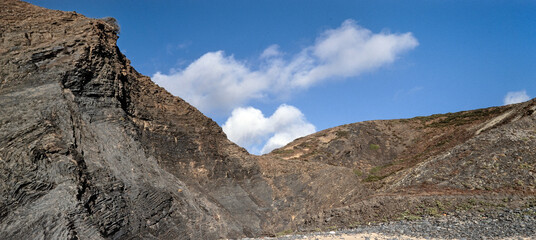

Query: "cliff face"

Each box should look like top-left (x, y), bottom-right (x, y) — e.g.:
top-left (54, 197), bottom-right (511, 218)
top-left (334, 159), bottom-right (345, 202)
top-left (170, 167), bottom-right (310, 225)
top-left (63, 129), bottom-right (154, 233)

top-left (0, 1), bottom-right (271, 239)
top-left (1, 1), bottom-right (536, 239)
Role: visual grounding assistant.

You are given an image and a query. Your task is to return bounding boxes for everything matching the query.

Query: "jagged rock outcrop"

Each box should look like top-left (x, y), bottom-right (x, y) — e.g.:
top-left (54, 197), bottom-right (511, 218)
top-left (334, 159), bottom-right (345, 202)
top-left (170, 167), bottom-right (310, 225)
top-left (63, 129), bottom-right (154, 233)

top-left (0, 1), bottom-right (271, 238)
top-left (1, 1), bottom-right (535, 239)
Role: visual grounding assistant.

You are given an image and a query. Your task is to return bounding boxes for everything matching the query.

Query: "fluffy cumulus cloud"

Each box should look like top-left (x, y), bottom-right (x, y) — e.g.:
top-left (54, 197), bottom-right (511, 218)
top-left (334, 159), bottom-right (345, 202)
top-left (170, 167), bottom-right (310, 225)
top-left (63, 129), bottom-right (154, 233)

top-left (222, 104), bottom-right (316, 154)
top-left (152, 19), bottom-right (418, 114)
top-left (291, 20), bottom-right (419, 87)
top-left (503, 90), bottom-right (530, 105)
top-left (152, 20), bottom-right (418, 153)
top-left (152, 52), bottom-right (270, 114)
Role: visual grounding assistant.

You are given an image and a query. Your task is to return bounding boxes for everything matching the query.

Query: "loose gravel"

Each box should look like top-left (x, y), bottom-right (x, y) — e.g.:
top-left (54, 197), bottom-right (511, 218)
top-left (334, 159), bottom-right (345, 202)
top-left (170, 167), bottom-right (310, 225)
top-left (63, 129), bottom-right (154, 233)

top-left (245, 207), bottom-right (536, 240)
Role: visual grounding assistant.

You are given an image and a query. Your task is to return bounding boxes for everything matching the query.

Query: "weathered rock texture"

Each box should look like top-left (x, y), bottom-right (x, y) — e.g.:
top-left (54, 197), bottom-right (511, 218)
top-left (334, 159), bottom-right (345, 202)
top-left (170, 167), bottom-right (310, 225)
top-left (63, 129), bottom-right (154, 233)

top-left (1, 1), bottom-right (535, 239)
top-left (0, 1), bottom-right (271, 238)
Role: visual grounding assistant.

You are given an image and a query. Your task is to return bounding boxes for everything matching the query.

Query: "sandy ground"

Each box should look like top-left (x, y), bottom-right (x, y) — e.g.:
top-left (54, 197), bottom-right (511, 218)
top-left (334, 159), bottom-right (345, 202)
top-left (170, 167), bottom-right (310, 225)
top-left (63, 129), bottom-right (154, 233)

top-left (273, 232), bottom-right (533, 240)
top-left (296, 232), bottom-right (423, 239)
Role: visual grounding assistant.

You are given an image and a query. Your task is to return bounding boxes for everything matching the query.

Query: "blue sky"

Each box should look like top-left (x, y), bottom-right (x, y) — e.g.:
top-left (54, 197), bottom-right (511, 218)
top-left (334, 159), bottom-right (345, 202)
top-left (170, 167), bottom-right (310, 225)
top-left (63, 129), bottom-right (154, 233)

top-left (27, 0), bottom-right (535, 154)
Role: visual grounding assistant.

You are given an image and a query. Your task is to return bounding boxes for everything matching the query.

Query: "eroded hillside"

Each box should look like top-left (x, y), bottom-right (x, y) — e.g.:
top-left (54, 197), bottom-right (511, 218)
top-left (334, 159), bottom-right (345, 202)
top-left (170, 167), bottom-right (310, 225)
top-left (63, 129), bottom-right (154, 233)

top-left (265, 99), bottom-right (536, 231)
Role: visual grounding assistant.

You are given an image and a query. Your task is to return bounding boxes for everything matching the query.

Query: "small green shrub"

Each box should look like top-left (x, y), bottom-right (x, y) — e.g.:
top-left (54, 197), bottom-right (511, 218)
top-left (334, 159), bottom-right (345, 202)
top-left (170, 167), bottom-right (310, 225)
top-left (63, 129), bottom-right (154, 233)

top-left (353, 169), bottom-right (363, 177)
top-left (457, 203), bottom-right (473, 211)
top-left (369, 166), bottom-right (382, 174)
top-left (369, 144), bottom-right (380, 150)
top-left (436, 200), bottom-right (445, 211)
top-left (275, 229), bottom-right (293, 237)
top-left (426, 207), bottom-right (440, 216)
top-left (400, 210), bottom-right (422, 221)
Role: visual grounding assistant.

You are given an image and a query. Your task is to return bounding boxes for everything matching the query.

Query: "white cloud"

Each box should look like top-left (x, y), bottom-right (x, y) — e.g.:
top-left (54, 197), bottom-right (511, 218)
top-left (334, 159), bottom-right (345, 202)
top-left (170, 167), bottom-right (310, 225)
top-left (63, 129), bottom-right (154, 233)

top-left (291, 20), bottom-right (419, 87)
top-left (152, 20), bottom-right (418, 115)
top-left (222, 104), bottom-right (316, 154)
top-left (503, 90), bottom-right (530, 105)
top-left (152, 51), bottom-right (270, 114)
top-left (260, 44), bottom-right (282, 59)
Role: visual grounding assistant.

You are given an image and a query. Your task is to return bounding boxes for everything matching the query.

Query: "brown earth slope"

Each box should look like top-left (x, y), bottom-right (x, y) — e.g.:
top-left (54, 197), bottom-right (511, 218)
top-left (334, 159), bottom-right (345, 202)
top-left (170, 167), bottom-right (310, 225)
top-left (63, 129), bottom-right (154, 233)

top-left (1, 1), bottom-right (535, 239)
top-left (265, 99), bottom-right (536, 231)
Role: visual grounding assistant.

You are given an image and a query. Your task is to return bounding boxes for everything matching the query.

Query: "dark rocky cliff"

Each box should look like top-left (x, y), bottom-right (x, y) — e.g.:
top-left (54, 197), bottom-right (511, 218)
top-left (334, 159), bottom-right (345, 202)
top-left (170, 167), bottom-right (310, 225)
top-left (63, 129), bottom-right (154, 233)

top-left (1, 1), bottom-right (535, 239)
top-left (0, 1), bottom-right (272, 238)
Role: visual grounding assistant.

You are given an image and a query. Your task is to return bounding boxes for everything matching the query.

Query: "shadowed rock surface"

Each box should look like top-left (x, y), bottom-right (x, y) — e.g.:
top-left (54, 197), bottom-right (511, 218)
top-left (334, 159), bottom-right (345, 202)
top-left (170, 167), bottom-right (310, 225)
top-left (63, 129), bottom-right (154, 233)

top-left (1, 1), bottom-right (535, 239)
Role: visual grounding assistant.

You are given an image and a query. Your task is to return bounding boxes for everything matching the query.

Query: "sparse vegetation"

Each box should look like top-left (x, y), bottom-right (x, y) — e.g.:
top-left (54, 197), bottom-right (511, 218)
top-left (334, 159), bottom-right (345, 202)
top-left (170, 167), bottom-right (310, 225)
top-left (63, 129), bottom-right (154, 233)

top-left (363, 175), bottom-right (385, 182)
top-left (369, 165), bottom-right (383, 174)
top-left (326, 226), bottom-right (338, 231)
top-left (275, 229), bottom-right (293, 237)
top-left (413, 107), bottom-right (505, 128)
top-left (362, 162), bottom-right (400, 182)
top-left (369, 144), bottom-right (380, 150)
top-left (399, 210), bottom-right (422, 221)
top-left (427, 108), bottom-right (503, 128)
top-left (436, 200), bottom-right (445, 211)
top-left (519, 163), bottom-right (533, 170)
top-left (336, 130), bottom-right (349, 138)
top-left (425, 207), bottom-right (440, 217)
top-left (457, 199), bottom-right (477, 211)
top-left (353, 169), bottom-right (363, 177)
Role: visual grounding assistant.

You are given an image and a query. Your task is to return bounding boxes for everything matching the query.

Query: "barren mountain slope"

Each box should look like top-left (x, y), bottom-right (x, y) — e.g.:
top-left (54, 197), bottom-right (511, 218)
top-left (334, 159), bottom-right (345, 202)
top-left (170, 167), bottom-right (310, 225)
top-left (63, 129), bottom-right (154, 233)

top-left (266, 99), bottom-right (536, 230)
top-left (1, 1), bottom-right (535, 239)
